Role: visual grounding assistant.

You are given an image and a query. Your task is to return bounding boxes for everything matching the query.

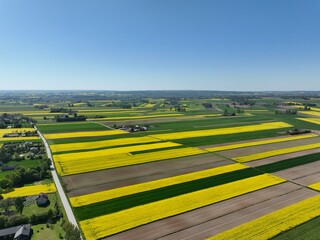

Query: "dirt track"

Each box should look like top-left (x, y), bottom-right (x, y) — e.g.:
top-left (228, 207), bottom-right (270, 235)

top-left (64, 153), bottom-right (231, 197)
top-left (105, 182), bottom-right (318, 240)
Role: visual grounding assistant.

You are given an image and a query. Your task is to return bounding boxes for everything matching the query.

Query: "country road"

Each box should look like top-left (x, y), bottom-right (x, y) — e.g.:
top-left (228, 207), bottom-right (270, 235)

top-left (35, 126), bottom-right (81, 232)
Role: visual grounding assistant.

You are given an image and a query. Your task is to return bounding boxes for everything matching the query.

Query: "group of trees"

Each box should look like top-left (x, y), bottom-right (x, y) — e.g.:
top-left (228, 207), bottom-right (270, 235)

top-left (55, 114), bottom-right (87, 122)
top-left (50, 108), bottom-right (76, 114)
top-left (0, 159), bottom-right (51, 191)
top-left (0, 196), bottom-right (62, 229)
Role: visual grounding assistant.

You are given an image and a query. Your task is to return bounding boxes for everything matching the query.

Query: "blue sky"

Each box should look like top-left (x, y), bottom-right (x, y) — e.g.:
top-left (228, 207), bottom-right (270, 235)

top-left (0, 0), bottom-right (319, 91)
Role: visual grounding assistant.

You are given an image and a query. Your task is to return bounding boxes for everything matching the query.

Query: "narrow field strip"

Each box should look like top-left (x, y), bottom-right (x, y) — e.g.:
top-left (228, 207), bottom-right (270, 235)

top-left (70, 163), bottom-right (248, 207)
top-left (50, 136), bottom-right (162, 153)
top-left (88, 113), bottom-right (184, 121)
top-left (297, 118), bottom-right (320, 125)
top-left (233, 142), bottom-right (320, 163)
top-left (308, 182), bottom-right (320, 191)
top-left (300, 111), bottom-right (320, 117)
top-left (0, 136), bottom-right (40, 141)
top-left (208, 194), bottom-right (320, 240)
top-left (2, 183), bottom-right (57, 198)
top-left (73, 168), bottom-right (261, 220)
top-left (79, 174), bottom-right (285, 240)
top-left (54, 142), bottom-right (181, 161)
top-left (150, 122), bottom-right (292, 140)
top-left (256, 153), bottom-right (320, 173)
top-left (56, 147), bottom-right (206, 176)
top-left (205, 134), bottom-right (318, 152)
top-left (44, 129), bottom-right (127, 140)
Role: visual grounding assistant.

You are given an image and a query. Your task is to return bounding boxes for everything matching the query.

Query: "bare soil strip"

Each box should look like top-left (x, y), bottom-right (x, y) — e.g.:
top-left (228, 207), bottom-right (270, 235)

top-left (245, 148), bottom-right (320, 167)
top-left (64, 153), bottom-right (230, 197)
top-left (273, 161), bottom-right (320, 182)
top-left (105, 182), bottom-right (316, 240)
top-left (293, 172), bottom-right (320, 186)
top-left (216, 137), bottom-right (320, 159)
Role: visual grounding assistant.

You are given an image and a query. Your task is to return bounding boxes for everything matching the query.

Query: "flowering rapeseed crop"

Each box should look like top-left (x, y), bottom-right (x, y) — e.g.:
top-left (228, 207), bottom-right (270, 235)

top-left (208, 195), bottom-right (320, 240)
top-left (56, 147), bottom-right (206, 176)
top-left (150, 122), bottom-right (292, 140)
top-left (206, 133), bottom-right (318, 152)
top-left (297, 118), bottom-right (320, 125)
top-left (3, 183), bottom-right (56, 198)
top-left (54, 142), bottom-right (181, 162)
top-left (79, 174), bottom-right (285, 239)
top-left (44, 129), bottom-right (127, 140)
top-left (232, 142), bottom-right (320, 162)
top-left (50, 136), bottom-right (161, 153)
top-left (70, 163), bottom-right (248, 207)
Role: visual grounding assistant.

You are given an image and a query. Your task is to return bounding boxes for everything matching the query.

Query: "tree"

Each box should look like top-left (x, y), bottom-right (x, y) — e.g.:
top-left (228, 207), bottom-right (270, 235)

top-left (63, 221), bottom-right (81, 240)
top-left (0, 198), bottom-right (11, 215)
top-left (47, 209), bottom-right (53, 223)
top-left (14, 197), bottom-right (25, 215)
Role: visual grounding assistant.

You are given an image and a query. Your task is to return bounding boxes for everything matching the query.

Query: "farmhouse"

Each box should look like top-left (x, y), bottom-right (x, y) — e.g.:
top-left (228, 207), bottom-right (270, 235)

top-left (0, 224), bottom-right (31, 240)
top-left (36, 193), bottom-right (50, 207)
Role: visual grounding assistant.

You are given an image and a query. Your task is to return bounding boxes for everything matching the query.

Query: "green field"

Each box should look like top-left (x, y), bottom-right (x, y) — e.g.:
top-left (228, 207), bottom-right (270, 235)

top-left (37, 122), bottom-right (108, 134)
top-left (74, 168), bottom-right (261, 221)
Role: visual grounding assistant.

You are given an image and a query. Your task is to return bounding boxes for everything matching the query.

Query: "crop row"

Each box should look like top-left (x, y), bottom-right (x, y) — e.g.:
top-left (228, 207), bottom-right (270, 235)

top-left (79, 174), bottom-right (285, 240)
top-left (297, 118), bottom-right (320, 125)
top-left (206, 133), bottom-right (318, 152)
top-left (232, 142), bottom-right (320, 163)
top-left (56, 147), bottom-right (206, 176)
top-left (44, 129), bottom-right (127, 140)
top-left (70, 163), bottom-right (248, 207)
top-left (50, 136), bottom-right (161, 153)
top-left (301, 111), bottom-right (320, 117)
top-left (54, 141), bottom-right (180, 160)
top-left (88, 113), bottom-right (183, 121)
top-left (3, 183), bottom-right (57, 198)
top-left (150, 121), bottom-right (292, 140)
top-left (209, 195), bottom-right (320, 240)
top-left (74, 168), bottom-right (262, 220)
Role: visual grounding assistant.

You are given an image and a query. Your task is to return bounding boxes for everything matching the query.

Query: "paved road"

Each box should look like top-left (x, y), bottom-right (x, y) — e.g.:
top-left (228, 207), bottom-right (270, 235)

top-left (35, 126), bottom-right (80, 231)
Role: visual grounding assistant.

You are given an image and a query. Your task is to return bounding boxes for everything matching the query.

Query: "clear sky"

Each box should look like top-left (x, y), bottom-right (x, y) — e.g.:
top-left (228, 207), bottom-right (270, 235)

top-left (0, 0), bottom-right (319, 91)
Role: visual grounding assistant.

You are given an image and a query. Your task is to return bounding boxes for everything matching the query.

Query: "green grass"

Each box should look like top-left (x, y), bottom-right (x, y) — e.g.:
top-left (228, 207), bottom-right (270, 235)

top-left (272, 215), bottom-right (320, 240)
top-left (31, 220), bottom-right (65, 240)
top-left (23, 193), bottom-right (58, 216)
top-left (74, 168), bottom-right (261, 221)
top-left (37, 122), bottom-right (108, 134)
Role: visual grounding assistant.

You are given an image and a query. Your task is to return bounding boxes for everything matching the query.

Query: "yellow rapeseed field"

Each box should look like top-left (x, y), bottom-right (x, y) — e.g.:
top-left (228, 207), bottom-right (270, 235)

top-left (44, 129), bottom-right (127, 140)
top-left (232, 142), bottom-right (320, 163)
top-left (54, 142), bottom-right (181, 162)
top-left (56, 147), bottom-right (206, 176)
top-left (50, 136), bottom-right (161, 153)
top-left (0, 128), bottom-right (36, 135)
top-left (309, 107), bottom-right (320, 112)
top-left (308, 182), bottom-right (320, 191)
top-left (2, 183), bottom-right (57, 198)
top-left (150, 122), bottom-right (292, 140)
top-left (0, 128), bottom-right (39, 140)
top-left (208, 194), bottom-right (320, 240)
top-left (70, 163), bottom-right (248, 207)
top-left (297, 118), bottom-right (320, 125)
top-left (80, 174), bottom-right (285, 239)
top-left (300, 111), bottom-right (320, 117)
top-left (88, 113), bottom-right (183, 121)
top-left (206, 134), bottom-right (318, 152)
